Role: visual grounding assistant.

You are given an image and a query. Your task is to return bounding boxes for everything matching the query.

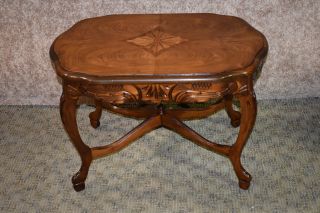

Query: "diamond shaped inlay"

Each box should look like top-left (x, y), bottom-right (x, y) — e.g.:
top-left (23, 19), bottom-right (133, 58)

top-left (126, 27), bottom-right (187, 56)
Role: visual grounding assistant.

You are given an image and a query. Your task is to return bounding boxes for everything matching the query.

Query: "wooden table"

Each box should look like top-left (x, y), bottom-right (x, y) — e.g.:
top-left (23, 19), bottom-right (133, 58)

top-left (50, 13), bottom-right (268, 191)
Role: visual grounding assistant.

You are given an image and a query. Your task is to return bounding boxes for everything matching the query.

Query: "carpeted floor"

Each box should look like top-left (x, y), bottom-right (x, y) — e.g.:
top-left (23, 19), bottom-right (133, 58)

top-left (0, 98), bottom-right (319, 212)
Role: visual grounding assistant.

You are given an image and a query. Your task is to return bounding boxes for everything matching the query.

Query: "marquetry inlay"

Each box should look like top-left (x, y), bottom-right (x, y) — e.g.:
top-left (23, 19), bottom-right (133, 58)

top-left (126, 27), bottom-right (187, 56)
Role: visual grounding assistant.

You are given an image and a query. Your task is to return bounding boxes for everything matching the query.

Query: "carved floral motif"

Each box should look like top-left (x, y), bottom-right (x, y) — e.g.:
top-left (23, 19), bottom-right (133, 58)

top-left (141, 84), bottom-right (173, 99)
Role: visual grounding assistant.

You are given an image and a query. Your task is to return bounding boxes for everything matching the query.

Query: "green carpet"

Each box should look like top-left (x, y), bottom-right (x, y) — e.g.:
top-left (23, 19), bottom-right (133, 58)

top-left (0, 98), bottom-right (319, 212)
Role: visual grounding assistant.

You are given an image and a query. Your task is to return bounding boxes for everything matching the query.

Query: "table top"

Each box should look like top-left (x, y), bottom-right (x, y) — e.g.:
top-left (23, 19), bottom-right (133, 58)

top-left (50, 13), bottom-right (268, 83)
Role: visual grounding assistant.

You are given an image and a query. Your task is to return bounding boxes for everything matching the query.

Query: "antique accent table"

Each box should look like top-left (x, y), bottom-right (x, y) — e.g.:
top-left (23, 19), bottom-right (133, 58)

top-left (50, 13), bottom-right (268, 191)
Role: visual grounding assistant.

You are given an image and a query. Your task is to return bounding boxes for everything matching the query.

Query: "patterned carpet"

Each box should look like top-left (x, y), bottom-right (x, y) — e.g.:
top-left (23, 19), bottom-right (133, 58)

top-left (0, 98), bottom-right (319, 212)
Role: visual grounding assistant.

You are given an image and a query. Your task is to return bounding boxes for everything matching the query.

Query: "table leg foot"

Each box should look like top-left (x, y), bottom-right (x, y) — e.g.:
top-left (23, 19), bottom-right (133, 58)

top-left (72, 174), bottom-right (86, 191)
top-left (89, 116), bottom-right (100, 128)
top-left (224, 95), bottom-right (241, 128)
top-left (231, 118), bottom-right (240, 128)
top-left (89, 100), bottom-right (102, 129)
top-left (71, 159), bottom-right (91, 192)
top-left (229, 155), bottom-right (252, 190)
top-left (239, 179), bottom-right (250, 190)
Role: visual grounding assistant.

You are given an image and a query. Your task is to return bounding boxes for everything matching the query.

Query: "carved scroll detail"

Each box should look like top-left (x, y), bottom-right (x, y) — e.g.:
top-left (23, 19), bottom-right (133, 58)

top-left (84, 84), bottom-right (140, 104)
top-left (170, 82), bottom-right (235, 103)
top-left (82, 79), bottom-right (247, 105)
top-left (172, 88), bottom-right (229, 103)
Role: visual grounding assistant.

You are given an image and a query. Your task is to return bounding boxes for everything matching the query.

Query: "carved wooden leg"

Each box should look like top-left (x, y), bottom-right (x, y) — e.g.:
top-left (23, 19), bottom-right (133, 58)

top-left (224, 95), bottom-right (241, 127)
top-left (60, 87), bottom-right (92, 192)
top-left (228, 92), bottom-right (257, 190)
top-left (89, 100), bottom-right (102, 128)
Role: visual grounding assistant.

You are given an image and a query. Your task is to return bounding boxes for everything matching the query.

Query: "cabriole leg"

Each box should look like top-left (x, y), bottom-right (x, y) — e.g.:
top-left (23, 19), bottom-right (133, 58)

top-left (60, 85), bottom-right (92, 192)
top-left (229, 92), bottom-right (257, 189)
top-left (224, 94), bottom-right (241, 127)
top-left (89, 100), bottom-right (102, 128)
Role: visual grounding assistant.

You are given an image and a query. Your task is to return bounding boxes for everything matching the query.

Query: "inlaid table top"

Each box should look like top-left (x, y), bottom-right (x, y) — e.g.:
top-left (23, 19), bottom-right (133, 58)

top-left (51, 13), bottom-right (267, 82)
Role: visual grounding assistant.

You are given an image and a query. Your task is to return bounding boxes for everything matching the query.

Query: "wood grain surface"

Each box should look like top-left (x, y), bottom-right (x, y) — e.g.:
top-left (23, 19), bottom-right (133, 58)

top-left (51, 13), bottom-right (267, 81)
